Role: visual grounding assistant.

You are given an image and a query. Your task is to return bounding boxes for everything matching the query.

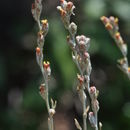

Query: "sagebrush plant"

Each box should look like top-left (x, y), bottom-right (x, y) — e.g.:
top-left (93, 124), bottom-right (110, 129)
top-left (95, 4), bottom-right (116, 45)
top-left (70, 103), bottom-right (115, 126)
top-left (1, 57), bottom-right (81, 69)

top-left (101, 16), bottom-right (130, 79)
top-left (32, 0), bottom-right (56, 130)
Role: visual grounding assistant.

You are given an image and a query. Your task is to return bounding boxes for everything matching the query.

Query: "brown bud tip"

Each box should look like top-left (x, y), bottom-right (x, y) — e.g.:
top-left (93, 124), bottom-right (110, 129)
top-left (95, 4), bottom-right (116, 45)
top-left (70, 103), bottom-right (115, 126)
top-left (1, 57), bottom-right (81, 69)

top-left (115, 32), bottom-right (120, 40)
top-left (77, 74), bottom-right (84, 85)
top-left (36, 47), bottom-right (41, 55)
top-left (105, 23), bottom-right (113, 30)
top-left (32, 3), bottom-right (35, 9)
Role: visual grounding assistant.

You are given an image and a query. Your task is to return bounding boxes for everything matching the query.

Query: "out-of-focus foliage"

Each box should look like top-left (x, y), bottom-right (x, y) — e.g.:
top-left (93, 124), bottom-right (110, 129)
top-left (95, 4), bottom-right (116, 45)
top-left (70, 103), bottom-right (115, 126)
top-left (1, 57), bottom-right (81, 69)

top-left (0, 0), bottom-right (130, 130)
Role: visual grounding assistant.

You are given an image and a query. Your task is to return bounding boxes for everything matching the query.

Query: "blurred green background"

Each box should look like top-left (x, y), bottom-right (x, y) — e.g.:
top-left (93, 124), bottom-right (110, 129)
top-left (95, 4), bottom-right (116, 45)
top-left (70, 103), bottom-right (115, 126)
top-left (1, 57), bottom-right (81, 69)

top-left (0, 0), bottom-right (130, 130)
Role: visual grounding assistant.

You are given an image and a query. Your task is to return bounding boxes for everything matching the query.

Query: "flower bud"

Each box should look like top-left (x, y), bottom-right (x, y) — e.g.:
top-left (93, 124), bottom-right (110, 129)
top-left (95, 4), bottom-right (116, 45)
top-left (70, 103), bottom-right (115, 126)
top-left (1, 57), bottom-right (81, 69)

top-left (115, 32), bottom-right (120, 40)
top-left (84, 52), bottom-right (89, 59)
top-left (109, 16), bottom-right (115, 23)
top-left (69, 22), bottom-right (77, 35)
top-left (49, 109), bottom-right (55, 116)
top-left (43, 61), bottom-right (51, 76)
top-left (36, 47), bottom-right (41, 55)
top-left (32, 3), bottom-right (35, 9)
top-left (92, 100), bottom-right (99, 113)
top-left (90, 86), bottom-right (96, 94)
top-left (39, 84), bottom-right (45, 94)
top-left (128, 67), bottom-right (130, 72)
top-left (76, 35), bottom-right (90, 52)
top-left (89, 112), bottom-right (96, 128)
top-left (66, 2), bottom-right (73, 11)
top-left (105, 23), bottom-right (113, 30)
top-left (100, 16), bottom-right (109, 24)
top-left (41, 19), bottom-right (49, 35)
top-left (114, 17), bottom-right (119, 25)
top-left (77, 74), bottom-right (84, 85)
top-left (43, 61), bottom-right (50, 70)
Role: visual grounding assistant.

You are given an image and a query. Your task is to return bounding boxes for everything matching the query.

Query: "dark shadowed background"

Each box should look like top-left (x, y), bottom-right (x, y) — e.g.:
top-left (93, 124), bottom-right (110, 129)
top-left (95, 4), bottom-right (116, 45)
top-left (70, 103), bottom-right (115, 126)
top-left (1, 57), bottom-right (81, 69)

top-left (0, 0), bottom-right (130, 130)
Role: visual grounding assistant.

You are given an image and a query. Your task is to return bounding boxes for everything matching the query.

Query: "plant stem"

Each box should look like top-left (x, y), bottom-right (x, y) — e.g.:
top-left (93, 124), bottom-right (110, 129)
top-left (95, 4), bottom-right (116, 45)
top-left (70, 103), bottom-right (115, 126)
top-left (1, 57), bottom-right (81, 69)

top-left (82, 90), bottom-right (87, 130)
top-left (95, 112), bottom-right (98, 130)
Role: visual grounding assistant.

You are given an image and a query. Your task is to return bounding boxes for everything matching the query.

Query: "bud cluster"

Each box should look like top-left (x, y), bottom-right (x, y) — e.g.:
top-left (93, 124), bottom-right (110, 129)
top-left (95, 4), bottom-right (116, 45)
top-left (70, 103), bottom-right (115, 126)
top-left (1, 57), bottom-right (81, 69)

top-left (57, 0), bottom-right (75, 28)
top-left (57, 1), bottom-right (101, 130)
top-left (31, 0), bottom-right (42, 22)
top-left (101, 16), bottom-right (130, 79)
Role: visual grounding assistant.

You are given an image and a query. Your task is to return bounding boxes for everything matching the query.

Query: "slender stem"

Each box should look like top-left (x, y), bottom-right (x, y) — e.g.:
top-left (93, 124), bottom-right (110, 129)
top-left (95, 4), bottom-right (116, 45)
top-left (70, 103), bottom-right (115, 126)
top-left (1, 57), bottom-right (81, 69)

top-left (75, 55), bottom-right (87, 130)
top-left (82, 90), bottom-right (87, 130)
top-left (95, 112), bottom-right (98, 130)
top-left (45, 76), bottom-right (54, 130)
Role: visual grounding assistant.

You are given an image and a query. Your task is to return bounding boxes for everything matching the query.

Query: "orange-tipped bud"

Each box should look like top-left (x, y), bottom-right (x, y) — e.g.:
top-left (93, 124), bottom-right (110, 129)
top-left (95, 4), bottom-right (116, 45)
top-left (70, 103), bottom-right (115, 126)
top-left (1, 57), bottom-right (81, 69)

top-left (105, 23), bottom-right (113, 30)
top-left (77, 74), bottom-right (84, 85)
top-left (115, 32), bottom-right (120, 40)
top-left (36, 47), bottom-right (41, 55)
top-left (66, 2), bottom-right (73, 10)
top-left (43, 61), bottom-right (50, 69)
top-left (128, 67), bottom-right (130, 72)
top-left (41, 19), bottom-right (48, 27)
top-left (100, 16), bottom-right (108, 24)
top-left (114, 17), bottom-right (119, 24)
top-left (60, 0), bottom-right (64, 4)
